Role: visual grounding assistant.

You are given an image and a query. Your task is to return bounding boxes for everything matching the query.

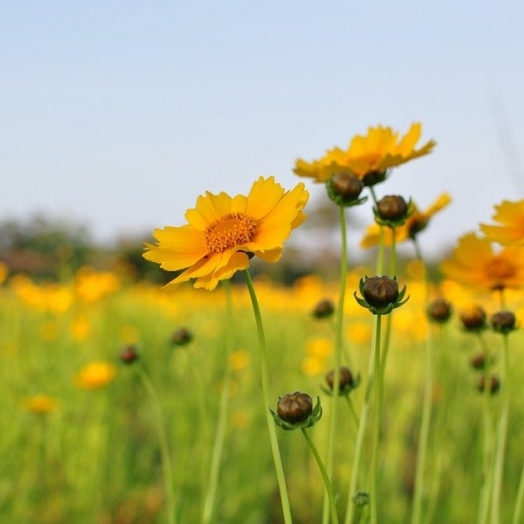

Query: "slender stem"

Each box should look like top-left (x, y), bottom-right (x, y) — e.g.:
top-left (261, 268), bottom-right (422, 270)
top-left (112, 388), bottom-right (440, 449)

top-left (136, 365), bottom-right (176, 524)
top-left (323, 205), bottom-right (348, 524)
top-left (242, 269), bottom-right (293, 524)
top-left (512, 460), bottom-right (524, 524)
top-left (411, 239), bottom-right (433, 524)
top-left (477, 334), bottom-right (494, 524)
top-left (202, 283), bottom-right (234, 524)
top-left (302, 428), bottom-right (340, 524)
top-left (344, 396), bottom-right (360, 429)
top-left (490, 335), bottom-right (510, 524)
top-left (370, 314), bottom-right (383, 524)
top-left (344, 315), bottom-right (378, 524)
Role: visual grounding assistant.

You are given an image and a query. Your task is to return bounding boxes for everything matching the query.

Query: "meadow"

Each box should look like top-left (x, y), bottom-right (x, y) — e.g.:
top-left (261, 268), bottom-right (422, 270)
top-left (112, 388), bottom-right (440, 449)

top-left (2, 263), bottom-right (524, 524)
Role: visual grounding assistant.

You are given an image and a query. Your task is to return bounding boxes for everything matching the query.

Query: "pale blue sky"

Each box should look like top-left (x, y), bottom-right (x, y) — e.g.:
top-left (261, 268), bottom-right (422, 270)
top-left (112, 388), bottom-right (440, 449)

top-left (1, 1), bottom-right (523, 257)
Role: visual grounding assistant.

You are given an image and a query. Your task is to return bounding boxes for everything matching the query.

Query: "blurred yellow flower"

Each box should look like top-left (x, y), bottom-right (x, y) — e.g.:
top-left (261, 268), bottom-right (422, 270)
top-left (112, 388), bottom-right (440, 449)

top-left (440, 233), bottom-right (524, 291)
top-left (306, 337), bottom-right (333, 358)
top-left (346, 321), bottom-right (372, 345)
top-left (230, 349), bottom-right (250, 371)
top-left (360, 193), bottom-right (451, 248)
top-left (71, 316), bottom-right (91, 342)
top-left (301, 356), bottom-right (325, 376)
top-left (75, 266), bottom-right (120, 302)
top-left (22, 394), bottom-right (59, 414)
top-left (74, 361), bottom-right (117, 390)
top-left (480, 199), bottom-right (524, 246)
top-left (143, 176), bottom-right (309, 290)
top-left (294, 123), bottom-right (436, 183)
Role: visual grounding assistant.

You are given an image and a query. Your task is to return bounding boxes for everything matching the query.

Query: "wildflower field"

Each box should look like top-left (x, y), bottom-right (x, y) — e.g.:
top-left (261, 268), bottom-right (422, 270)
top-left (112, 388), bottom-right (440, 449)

top-left (4, 124), bottom-right (524, 524)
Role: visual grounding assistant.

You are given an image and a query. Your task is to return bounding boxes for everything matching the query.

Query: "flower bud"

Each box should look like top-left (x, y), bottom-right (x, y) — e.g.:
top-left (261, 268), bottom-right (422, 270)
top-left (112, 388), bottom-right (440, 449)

top-left (427, 297), bottom-right (453, 324)
top-left (170, 328), bottom-right (193, 346)
top-left (120, 345), bottom-right (139, 364)
top-left (272, 392), bottom-right (323, 430)
top-left (352, 491), bottom-right (370, 507)
top-left (355, 275), bottom-right (408, 315)
top-left (363, 276), bottom-right (399, 309)
top-left (477, 375), bottom-right (500, 395)
top-left (376, 195), bottom-right (408, 222)
top-left (324, 366), bottom-right (360, 396)
top-left (470, 353), bottom-right (487, 370)
top-left (490, 310), bottom-right (517, 334)
top-left (459, 306), bottom-right (487, 332)
top-left (277, 392), bottom-right (313, 424)
top-left (326, 172), bottom-right (367, 207)
top-left (362, 170), bottom-right (387, 187)
top-left (312, 298), bottom-right (335, 319)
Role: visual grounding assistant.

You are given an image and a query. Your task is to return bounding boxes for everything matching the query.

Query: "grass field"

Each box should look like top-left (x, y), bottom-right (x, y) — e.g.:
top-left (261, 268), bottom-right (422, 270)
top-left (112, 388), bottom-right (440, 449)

top-left (2, 264), bottom-right (524, 524)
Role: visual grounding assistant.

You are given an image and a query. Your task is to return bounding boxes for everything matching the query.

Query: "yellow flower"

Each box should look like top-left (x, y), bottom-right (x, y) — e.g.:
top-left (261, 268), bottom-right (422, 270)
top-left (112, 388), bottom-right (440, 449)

top-left (143, 176), bottom-right (309, 290)
top-left (294, 123), bottom-right (436, 183)
top-left (22, 394), bottom-right (59, 414)
top-left (440, 233), bottom-right (524, 291)
top-left (74, 361), bottom-right (117, 390)
top-left (480, 199), bottom-right (524, 246)
top-left (360, 193), bottom-right (451, 248)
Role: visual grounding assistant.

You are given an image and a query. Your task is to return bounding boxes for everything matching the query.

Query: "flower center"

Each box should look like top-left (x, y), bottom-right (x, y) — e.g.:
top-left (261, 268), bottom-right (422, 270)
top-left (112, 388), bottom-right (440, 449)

top-left (204, 213), bottom-right (257, 253)
top-left (485, 257), bottom-right (516, 289)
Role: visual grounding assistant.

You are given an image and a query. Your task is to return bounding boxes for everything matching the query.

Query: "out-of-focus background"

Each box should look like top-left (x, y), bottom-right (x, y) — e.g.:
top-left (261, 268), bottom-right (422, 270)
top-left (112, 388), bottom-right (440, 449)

top-left (1, 1), bottom-right (523, 274)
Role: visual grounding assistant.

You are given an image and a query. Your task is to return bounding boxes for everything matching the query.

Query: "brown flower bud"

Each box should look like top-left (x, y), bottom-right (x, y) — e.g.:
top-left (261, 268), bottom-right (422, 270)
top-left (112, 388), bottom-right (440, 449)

top-left (171, 328), bottom-right (193, 346)
top-left (460, 305), bottom-right (487, 331)
top-left (427, 297), bottom-right (453, 323)
top-left (362, 170), bottom-right (387, 187)
top-left (331, 172), bottom-right (364, 200)
top-left (277, 392), bottom-right (313, 424)
top-left (325, 367), bottom-right (355, 391)
top-left (477, 375), bottom-right (500, 395)
top-left (120, 345), bottom-right (139, 364)
top-left (376, 195), bottom-right (408, 222)
top-left (470, 353), bottom-right (487, 370)
top-left (312, 298), bottom-right (335, 319)
top-left (363, 276), bottom-right (399, 309)
top-left (490, 310), bottom-right (516, 334)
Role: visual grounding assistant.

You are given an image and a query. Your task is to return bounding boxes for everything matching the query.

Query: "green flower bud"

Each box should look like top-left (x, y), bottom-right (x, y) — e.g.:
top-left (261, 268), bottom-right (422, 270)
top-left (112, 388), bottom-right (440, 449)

top-left (354, 275), bottom-right (409, 315)
top-left (326, 173), bottom-right (367, 208)
top-left (427, 297), bottom-right (453, 324)
top-left (312, 298), bottom-right (335, 320)
top-left (170, 328), bottom-right (193, 346)
top-left (323, 367), bottom-right (361, 396)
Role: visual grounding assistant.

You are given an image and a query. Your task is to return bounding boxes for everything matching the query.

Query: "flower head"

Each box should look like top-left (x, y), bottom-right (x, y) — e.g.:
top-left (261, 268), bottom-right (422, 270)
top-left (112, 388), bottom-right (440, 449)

top-left (143, 177), bottom-right (309, 290)
top-left (480, 199), bottom-right (524, 246)
top-left (361, 193), bottom-right (451, 248)
top-left (294, 123), bottom-right (436, 185)
top-left (74, 361), bottom-right (117, 390)
top-left (440, 233), bottom-right (524, 292)
top-left (22, 394), bottom-right (59, 414)
top-left (271, 392), bottom-right (322, 430)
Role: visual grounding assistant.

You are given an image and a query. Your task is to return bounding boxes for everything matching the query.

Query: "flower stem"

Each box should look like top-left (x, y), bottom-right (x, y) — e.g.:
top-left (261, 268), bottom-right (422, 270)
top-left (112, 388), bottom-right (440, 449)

top-left (136, 364), bottom-right (176, 524)
top-left (370, 314), bottom-right (383, 524)
top-left (202, 283), bottom-right (234, 524)
top-left (323, 205), bottom-right (348, 524)
top-left (490, 335), bottom-right (510, 524)
top-left (302, 428), bottom-right (339, 524)
top-left (242, 269), bottom-right (293, 524)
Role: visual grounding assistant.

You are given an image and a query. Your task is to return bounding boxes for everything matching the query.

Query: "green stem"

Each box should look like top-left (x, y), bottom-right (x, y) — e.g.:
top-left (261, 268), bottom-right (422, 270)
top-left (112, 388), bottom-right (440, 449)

top-left (490, 335), bottom-right (510, 524)
top-left (512, 460), bottom-right (524, 524)
top-left (370, 314), bottom-right (383, 524)
top-left (344, 396), bottom-right (360, 429)
top-left (323, 205), bottom-right (349, 524)
top-left (202, 283), bottom-right (234, 524)
top-left (411, 239), bottom-right (433, 524)
top-left (136, 365), bottom-right (176, 524)
top-left (344, 315), bottom-right (378, 524)
top-left (477, 333), bottom-right (494, 524)
top-left (242, 269), bottom-right (293, 524)
top-left (302, 428), bottom-right (340, 524)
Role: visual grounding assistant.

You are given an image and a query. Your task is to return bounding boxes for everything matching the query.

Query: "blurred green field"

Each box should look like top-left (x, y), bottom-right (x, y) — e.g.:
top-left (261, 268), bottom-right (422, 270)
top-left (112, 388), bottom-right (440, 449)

top-left (2, 266), bottom-right (524, 524)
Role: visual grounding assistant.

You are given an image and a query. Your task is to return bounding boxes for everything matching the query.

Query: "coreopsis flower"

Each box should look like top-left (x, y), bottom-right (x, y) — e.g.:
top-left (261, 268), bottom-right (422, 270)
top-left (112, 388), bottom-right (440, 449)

top-left (143, 177), bottom-right (309, 290)
top-left (74, 361), bottom-right (117, 390)
top-left (360, 193), bottom-right (451, 248)
top-left (480, 199), bottom-right (524, 246)
top-left (440, 233), bottom-right (524, 292)
top-left (293, 123), bottom-right (436, 185)
top-left (271, 392), bottom-right (322, 430)
top-left (22, 394), bottom-right (59, 414)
